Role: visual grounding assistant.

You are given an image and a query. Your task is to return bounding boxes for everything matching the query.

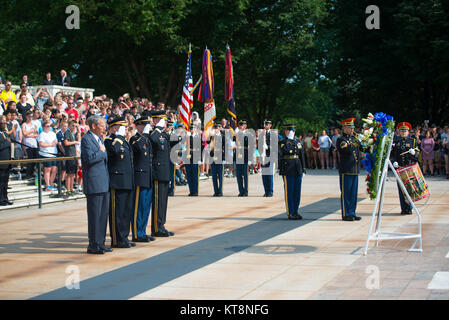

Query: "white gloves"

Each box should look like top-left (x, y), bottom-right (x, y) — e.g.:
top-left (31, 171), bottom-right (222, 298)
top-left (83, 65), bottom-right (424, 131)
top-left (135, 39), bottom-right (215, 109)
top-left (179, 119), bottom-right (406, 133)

top-left (263, 143), bottom-right (268, 150)
top-left (116, 126), bottom-right (126, 137)
top-left (157, 119), bottom-right (166, 128)
top-left (287, 131), bottom-right (295, 139)
top-left (409, 148), bottom-right (416, 156)
top-left (143, 124), bottom-right (152, 134)
top-left (393, 161), bottom-right (399, 169)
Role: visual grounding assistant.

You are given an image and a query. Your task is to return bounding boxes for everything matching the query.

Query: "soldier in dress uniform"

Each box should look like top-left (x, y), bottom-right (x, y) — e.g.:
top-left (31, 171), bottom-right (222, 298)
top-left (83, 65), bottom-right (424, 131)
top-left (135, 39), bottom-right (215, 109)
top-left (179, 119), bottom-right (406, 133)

top-left (261, 119), bottom-right (274, 197)
top-left (149, 110), bottom-right (175, 237)
top-left (336, 118), bottom-right (362, 221)
top-left (279, 123), bottom-right (306, 220)
top-left (0, 116), bottom-right (13, 206)
top-left (185, 123), bottom-right (202, 196)
top-left (167, 120), bottom-right (176, 197)
top-left (235, 120), bottom-right (249, 197)
top-left (129, 111), bottom-right (155, 242)
top-left (391, 122), bottom-right (419, 215)
top-left (104, 115), bottom-right (136, 247)
top-left (210, 123), bottom-right (225, 196)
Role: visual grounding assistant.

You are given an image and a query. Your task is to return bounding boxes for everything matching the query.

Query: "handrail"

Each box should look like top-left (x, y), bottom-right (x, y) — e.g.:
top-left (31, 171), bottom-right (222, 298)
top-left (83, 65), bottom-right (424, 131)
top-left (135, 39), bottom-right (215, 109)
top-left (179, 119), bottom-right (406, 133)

top-left (2, 156), bottom-right (82, 209)
top-left (0, 156), bottom-right (79, 165)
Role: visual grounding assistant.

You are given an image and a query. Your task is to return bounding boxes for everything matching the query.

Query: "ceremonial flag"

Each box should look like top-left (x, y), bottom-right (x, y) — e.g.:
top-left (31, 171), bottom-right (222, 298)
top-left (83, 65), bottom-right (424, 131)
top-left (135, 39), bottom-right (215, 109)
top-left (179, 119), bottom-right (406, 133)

top-left (225, 45), bottom-right (237, 129)
top-left (198, 48), bottom-right (216, 131)
top-left (180, 46), bottom-right (193, 131)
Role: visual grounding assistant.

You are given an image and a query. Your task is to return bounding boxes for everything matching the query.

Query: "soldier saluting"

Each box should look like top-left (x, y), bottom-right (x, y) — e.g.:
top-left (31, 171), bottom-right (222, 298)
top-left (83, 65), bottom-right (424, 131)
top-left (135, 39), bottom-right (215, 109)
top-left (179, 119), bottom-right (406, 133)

top-left (149, 110), bottom-right (175, 237)
top-left (336, 118), bottom-right (362, 222)
top-left (104, 115), bottom-right (136, 248)
top-left (391, 122), bottom-right (419, 215)
top-left (130, 110), bottom-right (155, 242)
top-left (279, 123), bottom-right (306, 220)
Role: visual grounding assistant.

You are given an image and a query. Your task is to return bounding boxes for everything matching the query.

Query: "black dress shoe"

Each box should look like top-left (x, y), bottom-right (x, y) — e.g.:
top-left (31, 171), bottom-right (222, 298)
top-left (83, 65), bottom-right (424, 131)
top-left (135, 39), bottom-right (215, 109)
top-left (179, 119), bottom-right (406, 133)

top-left (243, 193), bottom-right (248, 197)
top-left (263, 194), bottom-right (268, 197)
top-left (288, 215), bottom-right (298, 220)
top-left (296, 213), bottom-right (303, 220)
top-left (353, 216), bottom-right (362, 221)
top-left (0, 202), bottom-right (7, 206)
top-left (87, 247), bottom-right (105, 254)
top-left (238, 193), bottom-right (243, 197)
top-left (342, 216), bottom-right (355, 221)
top-left (100, 245), bottom-right (113, 252)
top-left (133, 237), bottom-right (150, 242)
top-left (216, 193), bottom-right (223, 197)
top-left (267, 194), bottom-right (273, 197)
top-left (151, 231), bottom-right (170, 237)
top-left (112, 242), bottom-right (135, 248)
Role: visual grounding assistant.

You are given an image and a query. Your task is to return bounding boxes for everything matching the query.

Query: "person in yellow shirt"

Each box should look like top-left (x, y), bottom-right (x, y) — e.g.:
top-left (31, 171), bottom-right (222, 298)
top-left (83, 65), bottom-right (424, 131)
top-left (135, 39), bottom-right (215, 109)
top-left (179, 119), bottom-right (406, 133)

top-left (0, 81), bottom-right (17, 106)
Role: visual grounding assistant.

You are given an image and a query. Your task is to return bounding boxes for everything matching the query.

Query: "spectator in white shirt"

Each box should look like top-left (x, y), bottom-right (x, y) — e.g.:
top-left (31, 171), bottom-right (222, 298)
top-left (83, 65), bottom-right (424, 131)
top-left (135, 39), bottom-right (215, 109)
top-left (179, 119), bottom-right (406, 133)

top-left (38, 120), bottom-right (58, 191)
top-left (318, 130), bottom-right (333, 170)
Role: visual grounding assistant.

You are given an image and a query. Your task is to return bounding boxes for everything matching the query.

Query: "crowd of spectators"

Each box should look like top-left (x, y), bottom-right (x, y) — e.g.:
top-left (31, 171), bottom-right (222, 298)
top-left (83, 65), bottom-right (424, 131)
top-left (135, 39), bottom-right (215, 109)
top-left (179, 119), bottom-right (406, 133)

top-left (295, 124), bottom-right (449, 179)
top-left (1, 72), bottom-right (448, 198)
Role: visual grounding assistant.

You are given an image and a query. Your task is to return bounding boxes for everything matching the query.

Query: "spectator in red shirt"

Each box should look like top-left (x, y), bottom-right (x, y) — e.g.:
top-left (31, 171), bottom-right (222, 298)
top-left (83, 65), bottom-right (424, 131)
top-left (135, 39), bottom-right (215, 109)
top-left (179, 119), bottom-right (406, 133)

top-left (65, 98), bottom-right (79, 121)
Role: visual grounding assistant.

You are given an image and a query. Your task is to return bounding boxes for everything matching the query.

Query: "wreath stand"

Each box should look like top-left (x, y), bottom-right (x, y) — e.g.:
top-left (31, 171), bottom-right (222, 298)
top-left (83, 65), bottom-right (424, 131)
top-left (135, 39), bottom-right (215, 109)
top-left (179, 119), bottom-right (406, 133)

top-left (363, 133), bottom-right (423, 255)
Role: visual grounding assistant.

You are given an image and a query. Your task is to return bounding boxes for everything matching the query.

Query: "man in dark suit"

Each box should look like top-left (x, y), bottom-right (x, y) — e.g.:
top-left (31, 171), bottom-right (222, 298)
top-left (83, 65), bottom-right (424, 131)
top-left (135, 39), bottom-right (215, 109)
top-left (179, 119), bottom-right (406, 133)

top-left (0, 116), bottom-right (13, 206)
top-left (104, 115), bottom-right (135, 248)
top-left (81, 115), bottom-right (112, 254)
top-left (59, 69), bottom-right (71, 86)
top-left (130, 111), bottom-right (154, 242)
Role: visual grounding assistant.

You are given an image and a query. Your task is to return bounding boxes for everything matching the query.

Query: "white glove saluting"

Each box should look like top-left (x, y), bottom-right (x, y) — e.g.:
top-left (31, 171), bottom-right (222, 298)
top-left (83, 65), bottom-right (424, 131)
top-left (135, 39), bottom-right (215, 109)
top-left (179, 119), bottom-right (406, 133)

top-left (393, 161), bottom-right (399, 169)
top-left (287, 131), bottom-right (295, 139)
top-left (143, 124), bottom-right (152, 134)
top-left (409, 148), bottom-right (416, 156)
top-left (116, 125), bottom-right (126, 137)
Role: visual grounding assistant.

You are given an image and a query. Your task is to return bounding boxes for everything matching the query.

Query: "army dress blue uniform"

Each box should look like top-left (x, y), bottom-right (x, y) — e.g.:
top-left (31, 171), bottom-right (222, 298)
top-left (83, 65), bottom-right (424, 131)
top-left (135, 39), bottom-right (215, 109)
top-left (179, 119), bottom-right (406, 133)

top-left (336, 118), bottom-right (362, 221)
top-left (391, 122), bottom-right (419, 215)
top-left (104, 117), bottom-right (135, 247)
top-left (261, 120), bottom-right (274, 197)
top-left (210, 126), bottom-right (226, 196)
top-left (185, 131), bottom-right (202, 196)
top-left (279, 124), bottom-right (306, 220)
top-left (235, 121), bottom-right (249, 197)
top-left (149, 110), bottom-right (178, 237)
top-left (130, 115), bottom-right (154, 242)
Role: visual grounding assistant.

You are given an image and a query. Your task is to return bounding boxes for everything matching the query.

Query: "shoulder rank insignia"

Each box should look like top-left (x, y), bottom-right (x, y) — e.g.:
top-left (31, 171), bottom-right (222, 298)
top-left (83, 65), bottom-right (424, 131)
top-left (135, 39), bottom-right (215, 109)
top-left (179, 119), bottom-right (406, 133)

top-left (340, 141), bottom-right (348, 149)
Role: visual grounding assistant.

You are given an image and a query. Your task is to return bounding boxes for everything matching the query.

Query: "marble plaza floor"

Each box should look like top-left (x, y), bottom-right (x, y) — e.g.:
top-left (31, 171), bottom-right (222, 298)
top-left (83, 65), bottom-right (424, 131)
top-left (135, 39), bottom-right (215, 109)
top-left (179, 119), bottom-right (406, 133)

top-left (0, 170), bottom-right (448, 300)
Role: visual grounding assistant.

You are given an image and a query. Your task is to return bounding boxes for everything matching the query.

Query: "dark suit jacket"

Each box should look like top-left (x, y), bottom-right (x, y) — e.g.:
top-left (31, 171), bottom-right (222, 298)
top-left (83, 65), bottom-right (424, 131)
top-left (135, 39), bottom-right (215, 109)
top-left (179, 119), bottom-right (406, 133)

top-left (0, 131), bottom-right (11, 170)
top-left (59, 75), bottom-right (71, 86)
top-left (81, 130), bottom-right (109, 194)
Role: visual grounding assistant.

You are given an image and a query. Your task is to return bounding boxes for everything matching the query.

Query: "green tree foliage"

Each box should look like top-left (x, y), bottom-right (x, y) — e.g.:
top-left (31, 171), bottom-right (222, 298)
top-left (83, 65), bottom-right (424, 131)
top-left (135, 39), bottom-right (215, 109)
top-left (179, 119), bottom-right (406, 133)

top-left (0, 0), bottom-right (332, 130)
top-left (328, 0), bottom-right (449, 125)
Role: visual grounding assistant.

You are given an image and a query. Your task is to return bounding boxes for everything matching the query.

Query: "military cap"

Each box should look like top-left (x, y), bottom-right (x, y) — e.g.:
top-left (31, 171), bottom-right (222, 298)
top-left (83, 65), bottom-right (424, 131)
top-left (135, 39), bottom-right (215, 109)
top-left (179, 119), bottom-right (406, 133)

top-left (283, 123), bottom-right (296, 131)
top-left (397, 122), bottom-right (412, 131)
top-left (135, 110), bottom-right (152, 125)
top-left (340, 118), bottom-right (356, 128)
top-left (107, 115), bottom-right (127, 127)
top-left (151, 110), bottom-right (167, 119)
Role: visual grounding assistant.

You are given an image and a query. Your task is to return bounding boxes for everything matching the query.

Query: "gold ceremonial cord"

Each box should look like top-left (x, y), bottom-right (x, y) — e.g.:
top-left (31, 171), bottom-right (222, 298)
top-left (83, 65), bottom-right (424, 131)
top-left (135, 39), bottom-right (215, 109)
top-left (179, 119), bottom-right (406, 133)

top-left (111, 188), bottom-right (117, 245)
top-left (133, 186), bottom-right (140, 239)
top-left (283, 176), bottom-right (289, 217)
top-left (153, 181), bottom-right (158, 233)
top-left (341, 174), bottom-right (346, 217)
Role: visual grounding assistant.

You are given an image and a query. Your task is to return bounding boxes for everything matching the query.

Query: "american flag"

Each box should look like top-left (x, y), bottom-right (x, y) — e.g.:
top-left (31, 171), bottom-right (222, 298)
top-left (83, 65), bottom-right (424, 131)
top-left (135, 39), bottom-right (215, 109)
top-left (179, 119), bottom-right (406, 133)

top-left (180, 49), bottom-right (193, 131)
